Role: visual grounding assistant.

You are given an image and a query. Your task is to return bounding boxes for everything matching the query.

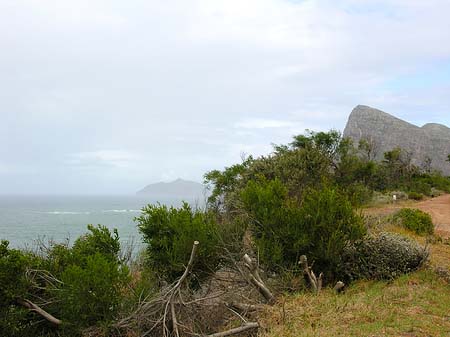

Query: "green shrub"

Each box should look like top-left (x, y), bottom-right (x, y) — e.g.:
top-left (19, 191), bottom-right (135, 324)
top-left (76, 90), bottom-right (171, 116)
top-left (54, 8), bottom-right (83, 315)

top-left (72, 224), bottom-right (121, 262)
top-left (339, 232), bottom-right (428, 281)
top-left (45, 225), bottom-right (122, 277)
top-left (57, 253), bottom-right (129, 327)
top-left (408, 180), bottom-right (432, 196)
top-left (408, 191), bottom-right (424, 200)
top-left (0, 240), bottom-right (30, 307)
top-left (0, 226), bottom-right (129, 336)
top-left (136, 202), bottom-right (221, 283)
top-left (345, 183), bottom-right (374, 207)
top-left (297, 185), bottom-right (366, 277)
top-left (394, 208), bottom-right (434, 235)
top-left (0, 241), bottom-right (52, 337)
top-left (241, 179), bottom-right (366, 279)
top-left (50, 226), bottom-right (128, 331)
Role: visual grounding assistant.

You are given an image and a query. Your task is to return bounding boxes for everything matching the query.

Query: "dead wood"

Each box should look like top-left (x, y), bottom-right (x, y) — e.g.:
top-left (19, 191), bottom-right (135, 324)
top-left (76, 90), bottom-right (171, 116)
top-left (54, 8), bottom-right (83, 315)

top-left (17, 298), bottom-right (62, 326)
top-left (243, 254), bottom-right (275, 304)
top-left (299, 255), bottom-right (322, 294)
top-left (205, 322), bottom-right (259, 337)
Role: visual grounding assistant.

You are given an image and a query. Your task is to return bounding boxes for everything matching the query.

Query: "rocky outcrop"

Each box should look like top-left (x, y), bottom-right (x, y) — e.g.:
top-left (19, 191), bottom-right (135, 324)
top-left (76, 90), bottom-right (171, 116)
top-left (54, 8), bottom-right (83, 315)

top-left (343, 105), bottom-right (450, 175)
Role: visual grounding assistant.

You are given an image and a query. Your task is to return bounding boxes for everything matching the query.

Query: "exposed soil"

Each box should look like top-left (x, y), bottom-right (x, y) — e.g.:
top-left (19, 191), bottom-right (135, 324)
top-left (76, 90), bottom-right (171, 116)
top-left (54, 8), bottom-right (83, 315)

top-left (414, 194), bottom-right (450, 238)
top-left (364, 194), bottom-right (450, 238)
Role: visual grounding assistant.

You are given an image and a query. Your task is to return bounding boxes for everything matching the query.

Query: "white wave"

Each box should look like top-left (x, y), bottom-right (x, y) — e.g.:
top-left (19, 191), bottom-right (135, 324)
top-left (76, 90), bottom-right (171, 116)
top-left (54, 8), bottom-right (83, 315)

top-left (102, 209), bottom-right (141, 213)
top-left (44, 211), bottom-right (91, 215)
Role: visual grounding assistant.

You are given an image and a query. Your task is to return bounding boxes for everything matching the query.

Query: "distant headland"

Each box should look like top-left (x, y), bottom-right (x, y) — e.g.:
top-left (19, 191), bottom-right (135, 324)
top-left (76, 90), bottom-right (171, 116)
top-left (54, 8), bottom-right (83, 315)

top-left (136, 178), bottom-right (208, 200)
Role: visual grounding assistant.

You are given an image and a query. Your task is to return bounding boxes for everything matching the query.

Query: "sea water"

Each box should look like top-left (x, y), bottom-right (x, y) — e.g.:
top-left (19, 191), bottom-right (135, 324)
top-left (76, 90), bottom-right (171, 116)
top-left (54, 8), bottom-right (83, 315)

top-left (0, 195), bottom-right (191, 250)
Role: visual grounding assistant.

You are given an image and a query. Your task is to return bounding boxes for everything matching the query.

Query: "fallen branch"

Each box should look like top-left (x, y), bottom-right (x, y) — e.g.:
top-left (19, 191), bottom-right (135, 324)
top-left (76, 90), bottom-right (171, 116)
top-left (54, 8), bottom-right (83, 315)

top-left (18, 299), bottom-right (62, 326)
top-left (243, 254), bottom-right (275, 304)
top-left (226, 301), bottom-right (263, 313)
top-left (206, 322), bottom-right (259, 337)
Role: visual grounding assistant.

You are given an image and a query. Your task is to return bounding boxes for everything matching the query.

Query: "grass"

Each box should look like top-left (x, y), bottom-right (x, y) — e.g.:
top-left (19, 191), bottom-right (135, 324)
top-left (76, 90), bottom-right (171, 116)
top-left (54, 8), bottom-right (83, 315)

top-left (259, 201), bottom-right (450, 337)
top-left (259, 270), bottom-right (450, 337)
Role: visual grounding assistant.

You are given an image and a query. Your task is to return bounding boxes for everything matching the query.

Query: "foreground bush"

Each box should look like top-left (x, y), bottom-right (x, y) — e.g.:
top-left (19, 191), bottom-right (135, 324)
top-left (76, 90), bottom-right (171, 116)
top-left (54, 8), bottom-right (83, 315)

top-left (241, 179), bottom-right (366, 279)
top-left (1, 225), bottom-right (129, 336)
top-left (340, 232), bottom-right (428, 281)
top-left (0, 240), bottom-right (31, 308)
top-left (394, 208), bottom-right (434, 235)
top-left (0, 241), bottom-right (37, 337)
top-left (136, 202), bottom-right (221, 283)
top-left (58, 253), bottom-right (129, 327)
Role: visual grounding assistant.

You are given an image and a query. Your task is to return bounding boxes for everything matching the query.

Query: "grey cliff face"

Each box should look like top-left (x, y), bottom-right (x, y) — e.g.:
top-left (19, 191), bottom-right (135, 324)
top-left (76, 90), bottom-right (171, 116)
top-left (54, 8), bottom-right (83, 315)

top-left (343, 105), bottom-right (450, 175)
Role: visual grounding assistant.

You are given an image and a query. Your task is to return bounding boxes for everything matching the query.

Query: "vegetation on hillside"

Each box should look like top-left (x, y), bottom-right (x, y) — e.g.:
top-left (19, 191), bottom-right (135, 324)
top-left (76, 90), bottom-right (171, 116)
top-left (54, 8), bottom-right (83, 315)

top-left (1, 130), bottom-right (449, 336)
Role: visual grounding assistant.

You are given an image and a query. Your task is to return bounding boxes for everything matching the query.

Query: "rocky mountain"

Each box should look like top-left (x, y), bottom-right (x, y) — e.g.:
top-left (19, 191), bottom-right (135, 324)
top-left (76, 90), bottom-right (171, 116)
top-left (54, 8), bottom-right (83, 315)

top-left (343, 105), bottom-right (450, 175)
top-left (137, 178), bottom-right (208, 200)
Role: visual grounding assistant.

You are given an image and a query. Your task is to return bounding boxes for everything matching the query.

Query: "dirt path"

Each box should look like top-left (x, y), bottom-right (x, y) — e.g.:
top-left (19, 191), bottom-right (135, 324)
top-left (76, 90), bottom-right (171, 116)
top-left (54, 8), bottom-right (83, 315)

top-left (415, 194), bottom-right (450, 238)
top-left (365, 194), bottom-right (450, 238)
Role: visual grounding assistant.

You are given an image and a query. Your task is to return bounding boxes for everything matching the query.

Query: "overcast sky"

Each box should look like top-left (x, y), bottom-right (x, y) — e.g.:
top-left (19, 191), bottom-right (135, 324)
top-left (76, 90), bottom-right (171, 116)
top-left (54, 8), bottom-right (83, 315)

top-left (1, 0), bottom-right (450, 194)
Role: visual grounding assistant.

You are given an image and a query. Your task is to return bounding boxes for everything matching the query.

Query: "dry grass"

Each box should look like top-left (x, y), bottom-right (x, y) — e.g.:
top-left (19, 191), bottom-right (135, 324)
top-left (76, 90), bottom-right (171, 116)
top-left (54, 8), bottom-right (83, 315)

top-left (259, 269), bottom-right (450, 337)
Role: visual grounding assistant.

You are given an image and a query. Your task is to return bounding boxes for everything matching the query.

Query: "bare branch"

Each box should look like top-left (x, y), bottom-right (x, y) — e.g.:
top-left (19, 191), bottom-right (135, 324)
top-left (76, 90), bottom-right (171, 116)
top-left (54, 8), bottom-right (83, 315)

top-left (243, 254), bottom-right (274, 304)
top-left (206, 322), bottom-right (259, 337)
top-left (18, 299), bottom-right (62, 326)
top-left (299, 255), bottom-right (322, 294)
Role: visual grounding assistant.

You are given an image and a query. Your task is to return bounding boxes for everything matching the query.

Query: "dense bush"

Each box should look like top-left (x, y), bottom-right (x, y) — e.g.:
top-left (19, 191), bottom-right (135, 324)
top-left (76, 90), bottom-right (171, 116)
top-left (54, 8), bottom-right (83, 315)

top-left (241, 179), bottom-right (366, 278)
top-left (136, 202), bottom-right (221, 283)
top-left (0, 240), bottom-right (31, 308)
top-left (52, 225), bottom-right (129, 330)
top-left (394, 208), bottom-right (434, 235)
top-left (408, 191), bottom-right (424, 200)
top-left (57, 253), bottom-right (129, 327)
top-left (1, 225), bottom-right (129, 336)
top-left (340, 232), bottom-right (428, 281)
top-left (0, 240), bottom-right (35, 337)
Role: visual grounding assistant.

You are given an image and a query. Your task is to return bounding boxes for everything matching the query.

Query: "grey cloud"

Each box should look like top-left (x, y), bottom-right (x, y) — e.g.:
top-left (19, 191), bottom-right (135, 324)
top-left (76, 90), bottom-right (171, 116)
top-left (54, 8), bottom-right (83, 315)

top-left (1, 0), bottom-right (449, 194)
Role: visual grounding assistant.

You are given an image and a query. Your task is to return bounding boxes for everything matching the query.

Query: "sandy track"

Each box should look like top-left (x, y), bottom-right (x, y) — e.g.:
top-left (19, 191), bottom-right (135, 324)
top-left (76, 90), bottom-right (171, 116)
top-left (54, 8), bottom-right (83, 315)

top-left (364, 194), bottom-right (450, 238)
top-left (414, 194), bottom-right (450, 238)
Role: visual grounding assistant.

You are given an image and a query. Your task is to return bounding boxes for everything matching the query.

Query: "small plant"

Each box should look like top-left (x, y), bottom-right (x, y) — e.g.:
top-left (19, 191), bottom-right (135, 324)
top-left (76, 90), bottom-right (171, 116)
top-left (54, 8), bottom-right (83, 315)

top-left (394, 208), bottom-right (434, 235)
top-left (340, 232), bottom-right (428, 281)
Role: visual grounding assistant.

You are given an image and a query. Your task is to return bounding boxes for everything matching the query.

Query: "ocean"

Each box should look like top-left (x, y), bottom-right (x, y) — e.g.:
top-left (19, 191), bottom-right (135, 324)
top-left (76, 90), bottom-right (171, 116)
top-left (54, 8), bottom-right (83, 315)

top-left (0, 195), bottom-right (189, 250)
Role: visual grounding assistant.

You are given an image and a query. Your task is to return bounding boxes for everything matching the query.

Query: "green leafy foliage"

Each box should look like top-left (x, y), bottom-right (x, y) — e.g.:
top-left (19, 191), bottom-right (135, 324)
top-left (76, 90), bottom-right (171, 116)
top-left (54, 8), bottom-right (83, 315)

top-left (340, 232), bottom-right (428, 281)
top-left (51, 225), bottom-right (128, 330)
top-left (1, 225), bottom-right (129, 336)
top-left (394, 208), bottom-right (434, 235)
top-left (0, 240), bottom-right (30, 307)
top-left (0, 241), bottom-right (33, 336)
top-left (57, 253), bottom-right (129, 327)
top-left (241, 179), bottom-right (366, 278)
top-left (136, 202), bottom-right (221, 283)
top-left (408, 191), bottom-right (424, 200)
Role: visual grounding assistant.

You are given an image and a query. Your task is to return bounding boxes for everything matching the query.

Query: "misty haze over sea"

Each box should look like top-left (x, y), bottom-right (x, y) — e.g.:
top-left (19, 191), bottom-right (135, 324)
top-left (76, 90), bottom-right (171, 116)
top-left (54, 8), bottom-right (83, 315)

top-left (0, 195), bottom-right (195, 249)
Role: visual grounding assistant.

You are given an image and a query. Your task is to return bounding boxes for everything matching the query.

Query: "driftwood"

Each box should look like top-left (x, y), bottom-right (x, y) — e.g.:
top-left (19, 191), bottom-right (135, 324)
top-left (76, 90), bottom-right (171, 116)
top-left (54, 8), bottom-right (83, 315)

top-left (299, 255), bottom-right (322, 294)
top-left (243, 254), bottom-right (275, 304)
top-left (17, 298), bottom-right (62, 325)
